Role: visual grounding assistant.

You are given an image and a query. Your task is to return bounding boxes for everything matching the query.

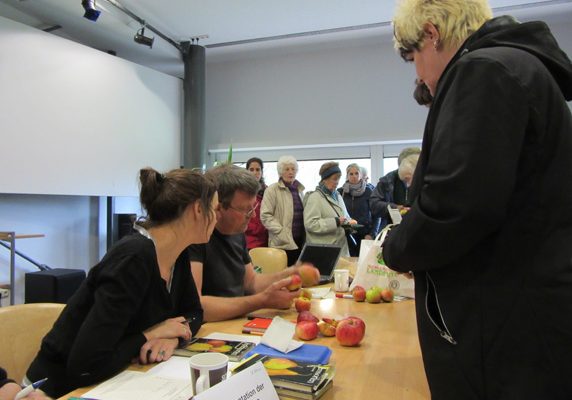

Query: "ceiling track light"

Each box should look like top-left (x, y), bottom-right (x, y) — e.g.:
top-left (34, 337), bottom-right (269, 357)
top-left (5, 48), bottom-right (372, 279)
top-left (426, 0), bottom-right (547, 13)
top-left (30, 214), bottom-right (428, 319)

top-left (81, 0), bottom-right (101, 22)
top-left (134, 25), bottom-right (154, 48)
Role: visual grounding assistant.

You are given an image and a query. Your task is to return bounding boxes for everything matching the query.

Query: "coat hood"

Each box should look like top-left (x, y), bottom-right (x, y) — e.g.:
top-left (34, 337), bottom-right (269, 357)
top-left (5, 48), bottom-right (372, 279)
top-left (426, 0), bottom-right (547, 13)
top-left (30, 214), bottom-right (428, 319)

top-left (460, 15), bottom-right (572, 100)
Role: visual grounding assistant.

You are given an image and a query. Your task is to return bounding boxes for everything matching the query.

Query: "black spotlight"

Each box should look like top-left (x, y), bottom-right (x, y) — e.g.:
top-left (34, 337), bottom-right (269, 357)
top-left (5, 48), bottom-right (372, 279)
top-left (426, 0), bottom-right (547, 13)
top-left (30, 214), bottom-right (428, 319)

top-left (134, 26), bottom-right (154, 48)
top-left (81, 0), bottom-right (101, 22)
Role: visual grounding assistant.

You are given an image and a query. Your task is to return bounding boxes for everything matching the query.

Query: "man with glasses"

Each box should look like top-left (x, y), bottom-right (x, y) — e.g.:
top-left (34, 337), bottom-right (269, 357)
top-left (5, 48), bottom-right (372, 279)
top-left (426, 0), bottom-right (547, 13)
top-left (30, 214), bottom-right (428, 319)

top-left (188, 164), bottom-right (315, 322)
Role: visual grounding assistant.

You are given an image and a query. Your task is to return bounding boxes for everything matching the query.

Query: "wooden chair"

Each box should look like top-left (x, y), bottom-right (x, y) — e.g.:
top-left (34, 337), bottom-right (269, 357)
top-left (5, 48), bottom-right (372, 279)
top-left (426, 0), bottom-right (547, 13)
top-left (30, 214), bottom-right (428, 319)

top-left (249, 247), bottom-right (288, 274)
top-left (0, 303), bottom-right (65, 383)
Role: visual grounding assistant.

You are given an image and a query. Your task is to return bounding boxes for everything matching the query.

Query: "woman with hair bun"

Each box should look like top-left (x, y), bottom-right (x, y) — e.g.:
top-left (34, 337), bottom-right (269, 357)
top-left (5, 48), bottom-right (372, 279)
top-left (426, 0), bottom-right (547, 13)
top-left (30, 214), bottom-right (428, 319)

top-left (26, 167), bottom-right (218, 398)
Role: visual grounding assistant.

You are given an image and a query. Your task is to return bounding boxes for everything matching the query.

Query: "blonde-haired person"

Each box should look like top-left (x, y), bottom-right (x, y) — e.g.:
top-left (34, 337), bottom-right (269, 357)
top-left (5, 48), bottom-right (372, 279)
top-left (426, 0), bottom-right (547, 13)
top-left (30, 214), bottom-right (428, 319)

top-left (26, 168), bottom-right (217, 398)
top-left (303, 162), bottom-right (356, 257)
top-left (260, 156), bottom-right (306, 266)
top-left (370, 147), bottom-right (420, 227)
top-left (337, 163), bottom-right (380, 256)
top-left (383, 1), bottom-right (572, 398)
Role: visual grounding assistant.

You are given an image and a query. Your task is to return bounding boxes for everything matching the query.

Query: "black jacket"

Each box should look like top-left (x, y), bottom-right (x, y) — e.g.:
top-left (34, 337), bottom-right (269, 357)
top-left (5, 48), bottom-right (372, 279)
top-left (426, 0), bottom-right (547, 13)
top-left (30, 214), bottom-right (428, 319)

top-left (27, 233), bottom-right (203, 398)
top-left (383, 16), bottom-right (572, 400)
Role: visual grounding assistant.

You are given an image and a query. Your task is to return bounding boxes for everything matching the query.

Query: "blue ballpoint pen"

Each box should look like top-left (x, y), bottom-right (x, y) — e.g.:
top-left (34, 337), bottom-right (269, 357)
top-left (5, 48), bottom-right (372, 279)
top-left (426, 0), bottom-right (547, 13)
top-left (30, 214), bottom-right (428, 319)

top-left (14, 377), bottom-right (48, 400)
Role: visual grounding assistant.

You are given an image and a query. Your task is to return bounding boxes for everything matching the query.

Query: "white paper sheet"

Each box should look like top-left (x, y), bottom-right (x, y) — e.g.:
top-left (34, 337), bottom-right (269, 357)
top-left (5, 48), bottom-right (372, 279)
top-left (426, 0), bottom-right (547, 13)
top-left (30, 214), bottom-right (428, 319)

top-left (82, 370), bottom-right (193, 400)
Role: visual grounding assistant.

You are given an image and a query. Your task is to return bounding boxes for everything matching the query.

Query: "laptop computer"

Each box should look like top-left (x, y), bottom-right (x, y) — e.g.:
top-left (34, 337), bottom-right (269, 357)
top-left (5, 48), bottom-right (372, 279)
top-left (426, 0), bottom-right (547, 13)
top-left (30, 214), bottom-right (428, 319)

top-left (297, 243), bottom-right (342, 284)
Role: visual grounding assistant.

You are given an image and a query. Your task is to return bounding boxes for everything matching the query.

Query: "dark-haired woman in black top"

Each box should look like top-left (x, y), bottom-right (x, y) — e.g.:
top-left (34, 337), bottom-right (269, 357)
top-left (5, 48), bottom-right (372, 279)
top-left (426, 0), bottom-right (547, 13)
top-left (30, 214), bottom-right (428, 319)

top-left (26, 167), bottom-right (218, 398)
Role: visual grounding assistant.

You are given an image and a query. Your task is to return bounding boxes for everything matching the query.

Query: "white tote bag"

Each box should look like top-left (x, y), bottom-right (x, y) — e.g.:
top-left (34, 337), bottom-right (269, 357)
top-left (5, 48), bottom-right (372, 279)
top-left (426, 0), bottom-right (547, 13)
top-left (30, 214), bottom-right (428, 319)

top-left (349, 226), bottom-right (415, 298)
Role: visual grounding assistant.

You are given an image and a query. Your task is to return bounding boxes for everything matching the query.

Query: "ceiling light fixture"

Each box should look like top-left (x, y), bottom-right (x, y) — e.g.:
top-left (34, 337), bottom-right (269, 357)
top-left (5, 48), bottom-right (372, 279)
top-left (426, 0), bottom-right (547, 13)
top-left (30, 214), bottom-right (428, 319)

top-left (134, 24), bottom-right (154, 48)
top-left (81, 0), bottom-right (101, 22)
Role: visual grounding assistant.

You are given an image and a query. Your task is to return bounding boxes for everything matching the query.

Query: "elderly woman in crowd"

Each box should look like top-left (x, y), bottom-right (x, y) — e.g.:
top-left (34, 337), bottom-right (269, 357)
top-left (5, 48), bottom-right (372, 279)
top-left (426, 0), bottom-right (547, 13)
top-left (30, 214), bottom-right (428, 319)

top-left (338, 163), bottom-right (380, 256)
top-left (244, 157), bottom-right (268, 250)
top-left (260, 156), bottom-right (305, 266)
top-left (370, 148), bottom-right (420, 227)
top-left (303, 161), bottom-right (356, 257)
top-left (383, 0), bottom-right (572, 399)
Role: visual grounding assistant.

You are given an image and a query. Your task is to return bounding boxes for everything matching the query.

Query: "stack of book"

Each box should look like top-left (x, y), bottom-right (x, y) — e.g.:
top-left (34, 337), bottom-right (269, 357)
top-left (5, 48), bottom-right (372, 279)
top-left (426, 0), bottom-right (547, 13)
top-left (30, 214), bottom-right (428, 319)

top-left (174, 337), bottom-right (255, 362)
top-left (232, 353), bottom-right (334, 400)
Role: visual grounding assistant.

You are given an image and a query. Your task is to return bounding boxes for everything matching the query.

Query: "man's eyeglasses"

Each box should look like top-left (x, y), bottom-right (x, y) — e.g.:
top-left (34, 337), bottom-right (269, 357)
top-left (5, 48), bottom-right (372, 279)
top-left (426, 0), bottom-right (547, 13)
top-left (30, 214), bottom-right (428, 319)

top-left (228, 202), bottom-right (258, 219)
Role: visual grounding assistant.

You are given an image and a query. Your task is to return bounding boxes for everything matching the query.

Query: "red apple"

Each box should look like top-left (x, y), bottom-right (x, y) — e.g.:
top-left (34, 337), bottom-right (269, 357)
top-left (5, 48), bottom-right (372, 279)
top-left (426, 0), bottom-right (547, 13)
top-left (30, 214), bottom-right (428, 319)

top-left (336, 317), bottom-right (366, 346)
top-left (294, 297), bottom-right (312, 312)
top-left (286, 274), bottom-right (302, 291)
top-left (346, 316), bottom-right (366, 332)
top-left (298, 263), bottom-right (320, 287)
top-left (317, 321), bottom-right (336, 337)
top-left (380, 288), bottom-right (394, 303)
top-left (297, 310), bottom-right (319, 323)
top-left (300, 288), bottom-right (313, 299)
top-left (322, 317), bottom-right (338, 327)
top-left (296, 321), bottom-right (319, 341)
top-left (352, 285), bottom-right (366, 302)
top-left (366, 287), bottom-right (382, 303)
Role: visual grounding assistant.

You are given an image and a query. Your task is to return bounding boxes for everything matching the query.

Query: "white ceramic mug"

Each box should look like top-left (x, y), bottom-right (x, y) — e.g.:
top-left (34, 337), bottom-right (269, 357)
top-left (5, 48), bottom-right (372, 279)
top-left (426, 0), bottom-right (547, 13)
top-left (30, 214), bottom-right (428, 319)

top-left (334, 269), bottom-right (350, 292)
top-left (189, 352), bottom-right (229, 394)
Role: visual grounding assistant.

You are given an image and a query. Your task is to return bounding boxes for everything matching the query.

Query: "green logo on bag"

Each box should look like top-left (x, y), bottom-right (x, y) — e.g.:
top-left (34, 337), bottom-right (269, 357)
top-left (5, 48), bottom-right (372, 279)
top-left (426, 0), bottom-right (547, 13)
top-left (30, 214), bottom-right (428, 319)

top-left (376, 250), bottom-right (385, 266)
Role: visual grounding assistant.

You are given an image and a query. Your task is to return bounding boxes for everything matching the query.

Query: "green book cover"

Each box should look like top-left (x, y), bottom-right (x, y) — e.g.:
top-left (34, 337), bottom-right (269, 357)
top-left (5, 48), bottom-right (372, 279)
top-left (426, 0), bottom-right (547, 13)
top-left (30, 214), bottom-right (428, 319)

top-left (174, 337), bottom-right (255, 362)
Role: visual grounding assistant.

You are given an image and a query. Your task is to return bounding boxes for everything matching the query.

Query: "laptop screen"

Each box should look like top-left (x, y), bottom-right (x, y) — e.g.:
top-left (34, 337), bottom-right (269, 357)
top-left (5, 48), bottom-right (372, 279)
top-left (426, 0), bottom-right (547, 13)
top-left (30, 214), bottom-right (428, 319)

top-left (297, 243), bottom-right (342, 281)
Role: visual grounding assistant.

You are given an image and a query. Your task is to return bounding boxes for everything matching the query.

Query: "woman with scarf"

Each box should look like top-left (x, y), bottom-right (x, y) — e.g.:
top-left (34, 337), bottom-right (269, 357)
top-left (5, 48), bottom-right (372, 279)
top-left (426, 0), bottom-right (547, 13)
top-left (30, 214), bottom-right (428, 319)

top-left (338, 163), bottom-right (380, 256)
top-left (303, 161), bottom-right (356, 257)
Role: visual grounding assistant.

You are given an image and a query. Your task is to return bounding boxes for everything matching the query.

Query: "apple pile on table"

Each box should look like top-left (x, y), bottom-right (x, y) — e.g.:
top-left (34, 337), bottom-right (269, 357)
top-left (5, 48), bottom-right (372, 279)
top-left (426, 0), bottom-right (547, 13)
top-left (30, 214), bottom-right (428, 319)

top-left (294, 310), bottom-right (365, 346)
top-left (351, 285), bottom-right (394, 304)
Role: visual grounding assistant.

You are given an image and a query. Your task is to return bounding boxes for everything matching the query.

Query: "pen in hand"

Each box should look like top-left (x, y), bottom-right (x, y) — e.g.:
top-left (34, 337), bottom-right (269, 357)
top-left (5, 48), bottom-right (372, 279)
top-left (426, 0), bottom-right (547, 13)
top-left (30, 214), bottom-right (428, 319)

top-left (15, 378), bottom-right (47, 400)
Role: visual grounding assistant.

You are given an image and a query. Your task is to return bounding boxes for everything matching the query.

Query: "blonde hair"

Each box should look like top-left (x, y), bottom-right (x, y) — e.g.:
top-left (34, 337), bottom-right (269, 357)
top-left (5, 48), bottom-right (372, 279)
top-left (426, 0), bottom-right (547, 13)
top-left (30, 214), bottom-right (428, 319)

top-left (393, 0), bottom-right (492, 53)
top-left (398, 154), bottom-right (420, 180)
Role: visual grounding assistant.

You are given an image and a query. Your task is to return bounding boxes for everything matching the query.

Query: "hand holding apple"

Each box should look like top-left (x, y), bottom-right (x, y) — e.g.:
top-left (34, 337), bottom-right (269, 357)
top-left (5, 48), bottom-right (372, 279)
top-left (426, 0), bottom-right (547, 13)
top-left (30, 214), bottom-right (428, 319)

top-left (286, 274), bottom-right (302, 291)
top-left (296, 263), bottom-right (321, 287)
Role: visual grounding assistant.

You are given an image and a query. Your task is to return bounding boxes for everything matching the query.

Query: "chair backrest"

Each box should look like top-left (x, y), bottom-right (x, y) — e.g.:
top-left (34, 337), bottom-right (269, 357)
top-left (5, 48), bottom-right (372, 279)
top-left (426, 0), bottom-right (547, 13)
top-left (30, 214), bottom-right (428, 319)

top-left (0, 303), bottom-right (65, 383)
top-left (249, 247), bottom-right (288, 274)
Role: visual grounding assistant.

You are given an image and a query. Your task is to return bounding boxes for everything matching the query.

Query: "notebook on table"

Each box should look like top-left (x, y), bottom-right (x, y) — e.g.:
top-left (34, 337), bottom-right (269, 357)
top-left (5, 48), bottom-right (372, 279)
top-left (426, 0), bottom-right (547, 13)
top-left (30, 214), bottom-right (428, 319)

top-left (297, 243), bottom-right (342, 284)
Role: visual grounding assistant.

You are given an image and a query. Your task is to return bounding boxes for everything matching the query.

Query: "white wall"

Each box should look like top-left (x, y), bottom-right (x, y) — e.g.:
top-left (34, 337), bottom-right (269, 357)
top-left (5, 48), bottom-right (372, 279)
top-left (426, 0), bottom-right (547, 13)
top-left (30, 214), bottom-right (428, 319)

top-left (0, 17), bottom-right (182, 304)
top-left (205, 12), bottom-right (572, 155)
top-left (0, 194), bottom-right (99, 304)
top-left (0, 16), bottom-right (183, 197)
top-left (206, 36), bottom-right (429, 151)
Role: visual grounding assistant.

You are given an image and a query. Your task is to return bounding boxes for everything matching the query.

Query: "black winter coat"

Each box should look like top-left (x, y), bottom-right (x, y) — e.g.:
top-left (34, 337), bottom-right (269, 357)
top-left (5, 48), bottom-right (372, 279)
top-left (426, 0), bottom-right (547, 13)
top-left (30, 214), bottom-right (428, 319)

top-left (383, 16), bottom-right (572, 400)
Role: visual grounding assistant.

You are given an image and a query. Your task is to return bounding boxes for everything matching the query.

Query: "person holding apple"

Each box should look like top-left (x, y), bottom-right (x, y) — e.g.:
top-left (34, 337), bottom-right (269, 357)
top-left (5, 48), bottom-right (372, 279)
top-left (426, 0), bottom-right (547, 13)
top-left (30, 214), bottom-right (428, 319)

top-left (26, 167), bottom-right (217, 398)
top-left (188, 164), bottom-right (320, 322)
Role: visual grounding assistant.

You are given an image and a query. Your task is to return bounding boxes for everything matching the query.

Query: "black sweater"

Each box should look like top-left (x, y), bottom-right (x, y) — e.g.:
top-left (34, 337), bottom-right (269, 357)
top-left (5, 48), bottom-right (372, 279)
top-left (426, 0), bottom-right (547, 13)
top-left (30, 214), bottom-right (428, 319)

top-left (27, 233), bottom-right (203, 398)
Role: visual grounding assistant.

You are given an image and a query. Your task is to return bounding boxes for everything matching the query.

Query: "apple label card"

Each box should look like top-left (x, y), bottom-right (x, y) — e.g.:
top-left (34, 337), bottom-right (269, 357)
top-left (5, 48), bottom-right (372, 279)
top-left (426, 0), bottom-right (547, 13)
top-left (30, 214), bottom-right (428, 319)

top-left (387, 205), bottom-right (403, 224)
top-left (194, 361), bottom-right (279, 400)
top-left (261, 317), bottom-right (303, 353)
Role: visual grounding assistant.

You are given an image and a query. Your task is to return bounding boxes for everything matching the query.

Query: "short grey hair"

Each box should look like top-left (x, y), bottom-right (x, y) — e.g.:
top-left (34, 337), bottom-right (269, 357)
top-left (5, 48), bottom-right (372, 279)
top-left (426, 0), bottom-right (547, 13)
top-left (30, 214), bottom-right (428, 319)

top-left (205, 164), bottom-right (259, 208)
top-left (277, 156), bottom-right (298, 175)
top-left (398, 154), bottom-right (420, 180)
top-left (398, 147), bottom-right (421, 165)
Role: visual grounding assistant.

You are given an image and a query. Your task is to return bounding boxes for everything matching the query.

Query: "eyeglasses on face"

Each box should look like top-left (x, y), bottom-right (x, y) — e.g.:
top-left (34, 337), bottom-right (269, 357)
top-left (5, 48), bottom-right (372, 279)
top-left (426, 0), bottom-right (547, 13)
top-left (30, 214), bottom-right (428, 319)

top-left (227, 202), bottom-right (258, 218)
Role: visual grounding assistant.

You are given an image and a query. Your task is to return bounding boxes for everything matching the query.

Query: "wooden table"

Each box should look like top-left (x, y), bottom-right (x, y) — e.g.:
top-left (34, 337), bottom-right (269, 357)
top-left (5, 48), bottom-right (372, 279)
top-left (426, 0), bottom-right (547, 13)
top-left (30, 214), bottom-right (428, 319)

top-left (62, 296), bottom-right (429, 399)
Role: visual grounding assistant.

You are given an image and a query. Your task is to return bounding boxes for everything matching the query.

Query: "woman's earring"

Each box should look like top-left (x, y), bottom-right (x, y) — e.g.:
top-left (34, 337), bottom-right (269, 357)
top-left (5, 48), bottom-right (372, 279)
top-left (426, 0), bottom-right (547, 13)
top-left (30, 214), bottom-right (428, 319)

top-left (433, 40), bottom-right (439, 51)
